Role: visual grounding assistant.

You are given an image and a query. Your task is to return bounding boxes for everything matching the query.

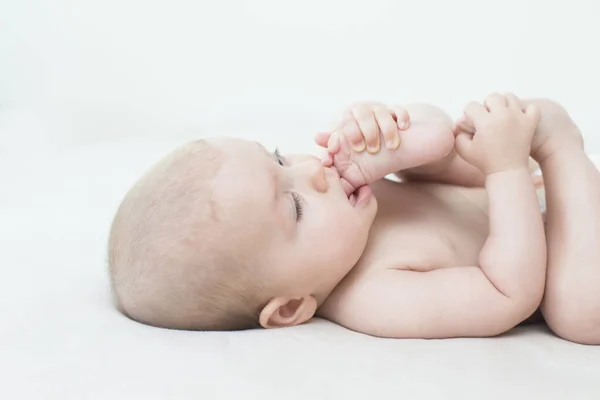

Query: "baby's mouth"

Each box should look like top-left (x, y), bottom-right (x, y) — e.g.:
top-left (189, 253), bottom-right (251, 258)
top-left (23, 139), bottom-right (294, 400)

top-left (348, 185), bottom-right (373, 207)
top-left (348, 189), bottom-right (358, 207)
top-left (339, 176), bottom-right (356, 197)
top-left (340, 177), bottom-right (362, 206)
top-left (329, 165), bottom-right (361, 205)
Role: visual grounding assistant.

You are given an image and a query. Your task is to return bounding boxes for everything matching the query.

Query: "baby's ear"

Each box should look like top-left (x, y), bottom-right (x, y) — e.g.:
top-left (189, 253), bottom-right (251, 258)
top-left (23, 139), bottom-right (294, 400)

top-left (259, 296), bottom-right (317, 328)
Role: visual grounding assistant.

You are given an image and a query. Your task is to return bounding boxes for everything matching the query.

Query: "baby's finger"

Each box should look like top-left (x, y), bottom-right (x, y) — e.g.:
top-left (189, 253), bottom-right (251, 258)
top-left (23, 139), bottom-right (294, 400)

top-left (320, 151), bottom-right (333, 167)
top-left (391, 106), bottom-right (410, 130)
top-left (464, 102), bottom-right (488, 125)
top-left (342, 107), bottom-right (355, 122)
top-left (484, 92), bottom-right (507, 111)
top-left (453, 115), bottom-right (476, 135)
top-left (342, 117), bottom-right (365, 152)
top-left (314, 131), bottom-right (332, 148)
top-left (352, 106), bottom-right (380, 154)
top-left (373, 106), bottom-right (400, 150)
top-left (453, 122), bottom-right (473, 137)
top-left (340, 177), bottom-right (356, 198)
top-left (525, 103), bottom-right (541, 123)
top-left (504, 93), bottom-right (521, 110)
top-left (327, 131), bottom-right (341, 154)
top-left (454, 131), bottom-right (473, 159)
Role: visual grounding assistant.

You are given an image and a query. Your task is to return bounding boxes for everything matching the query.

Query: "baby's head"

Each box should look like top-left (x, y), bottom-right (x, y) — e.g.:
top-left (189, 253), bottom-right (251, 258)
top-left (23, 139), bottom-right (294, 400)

top-left (108, 138), bottom-right (377, 330)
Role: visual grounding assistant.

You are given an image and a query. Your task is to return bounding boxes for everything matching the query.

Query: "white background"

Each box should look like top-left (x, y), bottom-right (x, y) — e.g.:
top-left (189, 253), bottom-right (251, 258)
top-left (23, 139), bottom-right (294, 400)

top-left (2, 2), bottom-right (600, 399)
top-left (1, 0), bottom-right (599, 153)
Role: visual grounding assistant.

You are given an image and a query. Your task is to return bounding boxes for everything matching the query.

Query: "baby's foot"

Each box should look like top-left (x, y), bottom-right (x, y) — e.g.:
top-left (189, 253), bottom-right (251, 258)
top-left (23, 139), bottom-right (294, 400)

top-left (521, 98), bottom-right (584, 162)
top-left (317, 103), bottom-right (455, 194)
top-left (316, 102), bottom-right (412, 194)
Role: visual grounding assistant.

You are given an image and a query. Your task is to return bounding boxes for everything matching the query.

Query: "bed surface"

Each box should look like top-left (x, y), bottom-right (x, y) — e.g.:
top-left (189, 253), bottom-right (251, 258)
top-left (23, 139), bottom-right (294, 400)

top-left (1, 136), bottom-right (599, 400)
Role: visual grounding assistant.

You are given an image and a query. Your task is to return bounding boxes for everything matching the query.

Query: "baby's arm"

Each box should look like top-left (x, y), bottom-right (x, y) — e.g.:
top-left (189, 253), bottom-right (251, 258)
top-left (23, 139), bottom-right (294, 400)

top-left (321, 94), bottom-right (547, 338)
top-left (396, 104), bottom-right (540, 186)
top-left (321, 103), bottom-right (539, 188)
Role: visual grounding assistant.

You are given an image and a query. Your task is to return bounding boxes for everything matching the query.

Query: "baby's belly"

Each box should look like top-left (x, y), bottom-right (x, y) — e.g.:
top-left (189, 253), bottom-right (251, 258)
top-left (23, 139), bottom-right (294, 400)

top-left (356, 181), bottom-right (491, 273)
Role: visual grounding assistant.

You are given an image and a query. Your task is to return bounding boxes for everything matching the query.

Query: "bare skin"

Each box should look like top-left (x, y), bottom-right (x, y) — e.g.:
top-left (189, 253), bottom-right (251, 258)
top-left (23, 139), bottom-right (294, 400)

top-left (316, 96), bottom-right (600, 344)
top-left (451, 98), bottom-right (600, 344)
top-left (528, 100), bottom-right (600, 345)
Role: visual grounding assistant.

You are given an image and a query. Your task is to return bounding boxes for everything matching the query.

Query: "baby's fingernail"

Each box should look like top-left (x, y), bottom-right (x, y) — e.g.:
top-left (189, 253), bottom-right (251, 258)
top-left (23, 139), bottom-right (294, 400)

top-left (398, 120), bottom-right (408, 130)
top-left (351, 139), bottom-right (365, 152)
top-left (327, 132), bottom-right (340, 153)
top-left (367, 142), bottom-right (380, 154)
top-left (386, 135), bottom-right (400, 149)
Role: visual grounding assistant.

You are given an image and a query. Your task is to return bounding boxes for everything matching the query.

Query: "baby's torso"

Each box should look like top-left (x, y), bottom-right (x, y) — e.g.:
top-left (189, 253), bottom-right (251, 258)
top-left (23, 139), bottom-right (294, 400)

top-left (321, 177), bottom-right (548, 325)
top-left (350, 179), bottom-right (491, 277)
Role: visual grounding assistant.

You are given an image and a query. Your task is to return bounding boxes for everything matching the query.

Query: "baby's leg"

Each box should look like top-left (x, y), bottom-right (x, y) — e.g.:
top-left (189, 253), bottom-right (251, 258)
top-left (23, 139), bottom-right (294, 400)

top-left (398, 104), bottom-right (488, 186)
top-left (530, 99), bottom-right (600, 344)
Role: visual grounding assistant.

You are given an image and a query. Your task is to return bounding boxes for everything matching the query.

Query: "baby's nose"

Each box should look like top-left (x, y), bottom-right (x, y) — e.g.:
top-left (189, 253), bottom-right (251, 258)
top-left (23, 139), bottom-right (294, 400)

top-left (297, 158), bottom-right (329, 193)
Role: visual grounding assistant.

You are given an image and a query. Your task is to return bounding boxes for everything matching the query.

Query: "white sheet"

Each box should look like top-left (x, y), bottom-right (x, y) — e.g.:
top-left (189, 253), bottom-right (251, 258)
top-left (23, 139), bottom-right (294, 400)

top-left (2, 140), bottom-right (600, 400)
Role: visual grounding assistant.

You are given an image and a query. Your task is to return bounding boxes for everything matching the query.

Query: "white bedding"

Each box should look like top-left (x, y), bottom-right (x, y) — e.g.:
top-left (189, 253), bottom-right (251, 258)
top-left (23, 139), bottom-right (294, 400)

top-left (1, 138), bottom-right (599, 400)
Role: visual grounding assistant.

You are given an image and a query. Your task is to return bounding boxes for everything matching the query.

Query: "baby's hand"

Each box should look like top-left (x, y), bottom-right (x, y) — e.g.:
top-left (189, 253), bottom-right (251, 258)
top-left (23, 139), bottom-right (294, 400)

top-left (520, 99), bottom-right (583, 162)
top-left (316, 102), bottom-right (455, 194)
top-left (332, 102), bottom-right (411, 154)
top-left (454, 93), bottom-right (541, 175)
top-left (315, 103), bottom-right (411, 193)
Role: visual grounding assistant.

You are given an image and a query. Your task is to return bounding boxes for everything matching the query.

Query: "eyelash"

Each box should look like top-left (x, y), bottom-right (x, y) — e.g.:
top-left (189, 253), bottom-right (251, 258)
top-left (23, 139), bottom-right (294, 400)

top-left (273, 148), bottom-right (302, 221)
top-left (291, 192), bottom-right (303, 221)
top-left (274, 148), bottom-right (285, 166)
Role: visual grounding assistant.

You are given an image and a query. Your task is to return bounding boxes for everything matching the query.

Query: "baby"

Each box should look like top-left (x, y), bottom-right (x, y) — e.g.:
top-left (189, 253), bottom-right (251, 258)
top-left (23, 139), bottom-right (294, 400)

top-left (108, 93), bottom-right (600, 345)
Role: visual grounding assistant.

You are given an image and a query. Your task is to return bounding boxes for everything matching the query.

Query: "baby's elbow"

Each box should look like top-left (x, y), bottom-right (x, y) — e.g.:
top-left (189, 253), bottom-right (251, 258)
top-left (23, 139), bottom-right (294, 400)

top-left (516, 293), bottom-right (544, 324)
top-left (516, 262), bottom-right (547, 319)
top-left (508, 284), bottom-right (545, 327)
top-left (485, 282), bottom-right (544, 332)
top-left (486, 296), bottom-right (543, 336)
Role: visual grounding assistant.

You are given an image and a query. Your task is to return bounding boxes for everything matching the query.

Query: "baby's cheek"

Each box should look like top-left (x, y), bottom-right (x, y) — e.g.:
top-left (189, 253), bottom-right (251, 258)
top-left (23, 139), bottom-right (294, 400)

top-left (331, 220), bottom-right (369, 256)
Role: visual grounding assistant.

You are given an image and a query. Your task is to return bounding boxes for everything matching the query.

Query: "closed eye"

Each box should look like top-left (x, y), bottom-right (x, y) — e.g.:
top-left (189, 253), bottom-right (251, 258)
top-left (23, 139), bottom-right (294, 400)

top-left (270, 147), bottom-right (301, 222)
top-left (273, 148), bottom-right (286, 166)
top-left (291, 192), bottom-right (303, 221)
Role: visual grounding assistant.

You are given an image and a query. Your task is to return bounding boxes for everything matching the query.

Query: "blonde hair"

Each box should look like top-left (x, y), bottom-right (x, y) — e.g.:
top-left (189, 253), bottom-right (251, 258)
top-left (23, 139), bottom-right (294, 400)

top-left (108, 140), bottom-right (264, 330)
